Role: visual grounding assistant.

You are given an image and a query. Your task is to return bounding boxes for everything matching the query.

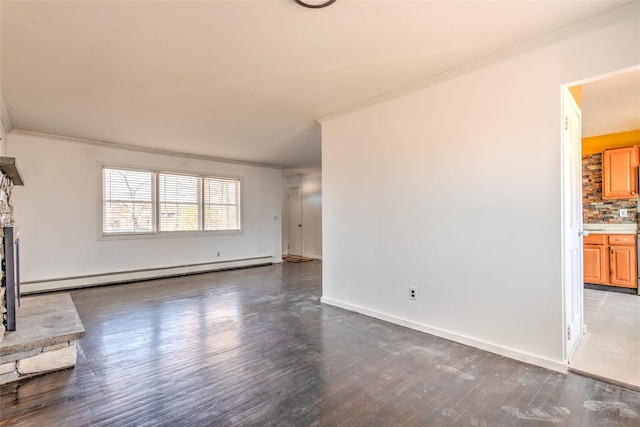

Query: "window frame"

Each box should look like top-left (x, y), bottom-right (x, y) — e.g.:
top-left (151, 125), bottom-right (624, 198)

top-left (98, 163), bottom-right (243, 240)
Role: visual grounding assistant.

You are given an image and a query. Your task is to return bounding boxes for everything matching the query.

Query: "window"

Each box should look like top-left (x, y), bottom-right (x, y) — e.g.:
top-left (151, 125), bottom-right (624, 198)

top-left (103, 168), bottom-right (154, 234)
top-left (204, 177), bottom-right (241, 231)
top-left (102, 166), bottom-right (241, 235)
top-left (159, 173), bottom-right (200, 231)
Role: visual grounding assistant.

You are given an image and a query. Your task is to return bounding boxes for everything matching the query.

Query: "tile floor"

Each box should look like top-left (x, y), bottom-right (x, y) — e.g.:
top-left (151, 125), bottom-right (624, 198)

top-left (570, 288), bottom-right (640, 389)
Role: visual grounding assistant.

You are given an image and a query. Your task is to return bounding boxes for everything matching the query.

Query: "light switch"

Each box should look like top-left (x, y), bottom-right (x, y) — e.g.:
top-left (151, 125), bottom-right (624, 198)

top-left (620, 208), bottom-right (628, 218)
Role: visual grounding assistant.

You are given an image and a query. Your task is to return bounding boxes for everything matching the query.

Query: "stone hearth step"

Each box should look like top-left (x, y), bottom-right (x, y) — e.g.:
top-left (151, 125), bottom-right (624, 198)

top-left (0, 293), bottom-right (85, 384)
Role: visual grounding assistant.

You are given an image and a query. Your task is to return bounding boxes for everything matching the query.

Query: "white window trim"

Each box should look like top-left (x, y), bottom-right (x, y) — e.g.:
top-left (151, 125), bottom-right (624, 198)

top-left (97, 162), bottom-right (244, 241)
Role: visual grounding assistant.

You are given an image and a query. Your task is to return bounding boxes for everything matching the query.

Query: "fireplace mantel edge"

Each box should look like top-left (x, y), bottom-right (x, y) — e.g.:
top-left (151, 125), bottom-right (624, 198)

top-left (0, 157), bottom-right (23, 186)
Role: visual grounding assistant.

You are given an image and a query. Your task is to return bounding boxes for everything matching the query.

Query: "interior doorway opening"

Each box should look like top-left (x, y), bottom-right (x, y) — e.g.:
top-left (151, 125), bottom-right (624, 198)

top-left (562, 65), bottom-right (640, 390)
top-left (287, 187), bottom-right (303, 257)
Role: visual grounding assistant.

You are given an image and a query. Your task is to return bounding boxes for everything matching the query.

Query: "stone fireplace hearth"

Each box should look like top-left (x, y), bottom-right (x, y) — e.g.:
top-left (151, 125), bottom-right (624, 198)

top-left (0, 293), bottom-right (85, 384)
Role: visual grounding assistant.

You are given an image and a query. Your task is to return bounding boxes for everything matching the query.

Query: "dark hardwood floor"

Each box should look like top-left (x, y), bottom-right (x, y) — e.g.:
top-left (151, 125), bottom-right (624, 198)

top-left (1, 261), bottom-right (639, 426)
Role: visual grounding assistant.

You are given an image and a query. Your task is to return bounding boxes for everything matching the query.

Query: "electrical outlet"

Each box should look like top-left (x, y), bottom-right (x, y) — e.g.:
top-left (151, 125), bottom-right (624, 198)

top-left (409, 287), bottom-right (418, 301)
top-left (620, 208), bottom-right (628, 218)
top-left (217, 252), bottom-right (221, 257)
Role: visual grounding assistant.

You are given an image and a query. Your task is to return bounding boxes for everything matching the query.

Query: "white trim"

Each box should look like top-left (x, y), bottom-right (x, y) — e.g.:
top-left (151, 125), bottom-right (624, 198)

top-left (21, 256), bottom-right (274, 294)
top-left (10, 129), bottom-right (283, 170)
top-left (320, 296), bottom-right (568, 373)
top-left (560, 85), bottom-right (584, 363)
top-left (97, 160), bottom-right (246, 182)
top-left (98, 229), bottom-right (244, 241)
top-left (563, 64), bottom-right (640, 88)
top-left (316, 2), bottom-right (639, 123)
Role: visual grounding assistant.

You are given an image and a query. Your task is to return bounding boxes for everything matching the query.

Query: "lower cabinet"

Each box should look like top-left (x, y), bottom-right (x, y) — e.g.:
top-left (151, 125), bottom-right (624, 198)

top-left (583, 234), bottom-right (637, 289)
top-left (584, 242), bottom-right (608, 284)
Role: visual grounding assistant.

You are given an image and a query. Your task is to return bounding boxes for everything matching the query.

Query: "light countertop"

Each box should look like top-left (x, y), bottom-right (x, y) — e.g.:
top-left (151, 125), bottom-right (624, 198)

top-left (583, 223), bottom-right (638, 234)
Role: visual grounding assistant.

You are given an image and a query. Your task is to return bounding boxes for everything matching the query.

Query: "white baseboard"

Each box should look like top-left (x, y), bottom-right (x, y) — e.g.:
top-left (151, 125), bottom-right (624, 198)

top-left (21, 256), bottom-right (274, 294)
top-left (320, 296), bottom-right (567, 373)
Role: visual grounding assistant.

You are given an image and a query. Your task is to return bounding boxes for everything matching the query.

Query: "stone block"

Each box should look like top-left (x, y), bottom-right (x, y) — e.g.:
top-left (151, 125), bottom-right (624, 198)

top-left (0, 369), bottom-right (19, 385)
top-left (43, 342), bottom-right (69, 352)
top-left (0, 361), bottom-right (15, 375)
top-left (0, 347), bottom-right (41, 365)
top-left (17, 342), bottom-right (77, 375)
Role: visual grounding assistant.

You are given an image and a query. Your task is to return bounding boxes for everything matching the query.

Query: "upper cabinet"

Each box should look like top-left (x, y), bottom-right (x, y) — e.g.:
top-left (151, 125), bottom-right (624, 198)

top-left (602, 146), bottom-right (639, 199)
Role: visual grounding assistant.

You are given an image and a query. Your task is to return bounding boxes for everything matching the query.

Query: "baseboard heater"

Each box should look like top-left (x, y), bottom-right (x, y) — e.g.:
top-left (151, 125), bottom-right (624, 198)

top-left (20, 256), bottom-right (274, 295)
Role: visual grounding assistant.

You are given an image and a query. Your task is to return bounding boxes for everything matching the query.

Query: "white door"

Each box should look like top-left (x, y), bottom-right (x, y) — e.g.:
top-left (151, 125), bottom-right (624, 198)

top-left (562, 87), bottom-right (584, 361)
top-left (288, 188), bottom-right (303, 256)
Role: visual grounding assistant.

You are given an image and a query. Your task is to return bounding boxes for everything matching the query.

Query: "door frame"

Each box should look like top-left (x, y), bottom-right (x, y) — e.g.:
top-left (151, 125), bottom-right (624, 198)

top-left (287, 187), bottom-right (303, 256)
top-left (560, 85), bottom-right (584, 363)
top-left (560, 64), bottom-right (640, 363)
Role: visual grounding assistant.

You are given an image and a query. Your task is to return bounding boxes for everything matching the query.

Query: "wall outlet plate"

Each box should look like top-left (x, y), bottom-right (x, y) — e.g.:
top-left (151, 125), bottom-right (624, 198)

top-left (409, 287), bottom-right (418, 301)
top-left (620, 208), bottom-right (628, 218)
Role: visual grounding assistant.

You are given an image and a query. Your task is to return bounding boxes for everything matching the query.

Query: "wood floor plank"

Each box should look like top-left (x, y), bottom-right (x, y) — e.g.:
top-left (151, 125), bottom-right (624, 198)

top-left (1, 261), bottom-right (639, 426)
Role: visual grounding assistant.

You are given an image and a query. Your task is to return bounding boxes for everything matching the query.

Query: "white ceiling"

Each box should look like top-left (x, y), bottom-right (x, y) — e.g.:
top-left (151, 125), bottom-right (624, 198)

top-left (581, 68), bottom-right (640, 138)
top-left (1, 1), bottom-right (635, 170)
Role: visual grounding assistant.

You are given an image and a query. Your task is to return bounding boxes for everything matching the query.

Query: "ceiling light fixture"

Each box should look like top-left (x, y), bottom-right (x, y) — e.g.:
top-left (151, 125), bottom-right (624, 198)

top-left (293, 0), bottom-right (337, 9)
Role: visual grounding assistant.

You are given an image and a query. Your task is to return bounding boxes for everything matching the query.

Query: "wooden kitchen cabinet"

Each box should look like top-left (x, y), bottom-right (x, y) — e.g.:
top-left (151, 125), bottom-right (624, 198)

top-left (583, 233), bottom-right (638, 289)
top-left (602, 146), bottom-right (639, 199)
top-left (609, 235), bottom-right (637, 288)
top-left (583, 234), bottom-right (608, 284)
top-left (584, 243), bottom-right (608, 284)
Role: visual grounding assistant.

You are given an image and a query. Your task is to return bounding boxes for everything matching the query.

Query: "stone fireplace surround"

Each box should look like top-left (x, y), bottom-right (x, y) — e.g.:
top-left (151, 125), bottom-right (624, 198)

top-left (0, 157), bottom-right (19, 341)
top-left (0, 157), bottom-right (85, 384)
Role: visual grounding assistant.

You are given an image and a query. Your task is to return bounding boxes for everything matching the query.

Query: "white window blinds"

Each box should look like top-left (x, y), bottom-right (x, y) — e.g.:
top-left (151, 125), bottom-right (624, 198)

top-left (204, 177), bottom-right (241, 231)
top-left (159, 173), bottom-right (200, 231)
top-left (102, 166), bottom-right (241, 235)
top-left (103, 168), bottom-right (154, 233)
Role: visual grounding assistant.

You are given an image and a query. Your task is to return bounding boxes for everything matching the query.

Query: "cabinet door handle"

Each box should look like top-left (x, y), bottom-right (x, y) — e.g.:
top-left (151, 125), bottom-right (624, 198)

top-left (609, 247), bottom-right (615, 281)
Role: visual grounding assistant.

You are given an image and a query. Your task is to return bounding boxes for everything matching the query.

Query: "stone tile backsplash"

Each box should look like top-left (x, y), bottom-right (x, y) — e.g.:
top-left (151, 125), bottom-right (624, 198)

top-left (583, 152), bottom-right (638, 224)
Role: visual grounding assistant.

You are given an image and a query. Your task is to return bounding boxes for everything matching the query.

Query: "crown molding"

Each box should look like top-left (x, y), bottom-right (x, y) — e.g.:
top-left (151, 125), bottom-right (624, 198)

top-left (9, 129), bottom-right (283, 170)
top-left (317, 1), bottom-right (640, 124)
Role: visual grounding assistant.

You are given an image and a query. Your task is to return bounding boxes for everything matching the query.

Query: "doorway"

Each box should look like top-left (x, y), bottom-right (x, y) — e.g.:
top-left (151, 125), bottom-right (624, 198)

top-left (563, 66), bottom-right (640, 389)
top-left (287, 187), bottom-right (303, 256)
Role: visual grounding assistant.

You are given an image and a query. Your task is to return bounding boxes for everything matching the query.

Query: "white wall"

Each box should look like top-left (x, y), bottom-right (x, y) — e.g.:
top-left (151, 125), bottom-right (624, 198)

top-left (321, 14), bottom-right (640, 370)
top-left (282, 171), bottom-right (322, 259)
top-left (8, 132), bottom-right (282, 282)
top-left (0, 4), bottom-right (5, 156)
